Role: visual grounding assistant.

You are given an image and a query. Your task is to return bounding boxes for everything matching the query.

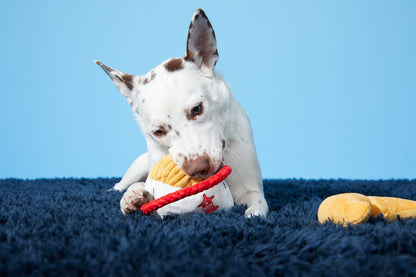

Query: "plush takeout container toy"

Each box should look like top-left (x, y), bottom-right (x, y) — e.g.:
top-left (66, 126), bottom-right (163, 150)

top-left (140, 154), bottom-right (234, 217)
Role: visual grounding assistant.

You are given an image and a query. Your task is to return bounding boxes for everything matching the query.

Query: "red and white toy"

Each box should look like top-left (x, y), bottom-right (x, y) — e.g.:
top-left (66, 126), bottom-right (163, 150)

top-left (121, 154), bottom-right (234, 217)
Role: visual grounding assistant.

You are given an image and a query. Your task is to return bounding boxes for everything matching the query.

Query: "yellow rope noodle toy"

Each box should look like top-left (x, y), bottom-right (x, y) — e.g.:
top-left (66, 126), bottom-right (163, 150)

top-left (141, 154), bottom-right (234, 217)
top-left (318, 193), bottom-right (416, 226)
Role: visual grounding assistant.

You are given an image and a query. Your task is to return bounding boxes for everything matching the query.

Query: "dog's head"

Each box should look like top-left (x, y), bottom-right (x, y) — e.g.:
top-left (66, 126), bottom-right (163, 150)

top-left (97, 9), bottom-right (232, 178)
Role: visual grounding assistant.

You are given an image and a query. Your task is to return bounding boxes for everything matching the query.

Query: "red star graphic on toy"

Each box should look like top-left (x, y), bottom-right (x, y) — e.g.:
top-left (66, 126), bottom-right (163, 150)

top-left (198, 194), bottom-right (219, 214)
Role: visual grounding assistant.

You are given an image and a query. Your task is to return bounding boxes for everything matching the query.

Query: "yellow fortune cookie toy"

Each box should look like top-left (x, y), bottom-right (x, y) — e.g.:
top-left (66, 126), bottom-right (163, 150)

top-left (318, 193), bottom-right (416, 226)
top-left (141, 154), bottom-right (234, 217)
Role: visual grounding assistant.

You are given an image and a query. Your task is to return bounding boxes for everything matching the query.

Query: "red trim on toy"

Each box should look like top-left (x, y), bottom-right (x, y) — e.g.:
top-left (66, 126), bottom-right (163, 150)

top-left (140, 165), bottom-right (232, 215)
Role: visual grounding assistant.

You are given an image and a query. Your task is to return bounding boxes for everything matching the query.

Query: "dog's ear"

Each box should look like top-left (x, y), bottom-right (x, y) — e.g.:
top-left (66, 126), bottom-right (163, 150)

top-left (95, 61), bottom-right (137, 108)
top-left (185, 9), bottom-right (219, 75)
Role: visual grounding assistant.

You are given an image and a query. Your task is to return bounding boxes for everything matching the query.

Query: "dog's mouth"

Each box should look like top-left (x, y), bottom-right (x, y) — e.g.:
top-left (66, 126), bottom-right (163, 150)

top-left (189, 162), bottom-right (224, 179)
top-left (181, 154), bottom-right (223, 179)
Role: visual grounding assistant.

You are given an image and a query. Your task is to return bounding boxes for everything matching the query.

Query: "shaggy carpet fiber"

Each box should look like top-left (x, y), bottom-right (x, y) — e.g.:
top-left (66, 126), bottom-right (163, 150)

top-left (1, 178), bottom-right (416, 276)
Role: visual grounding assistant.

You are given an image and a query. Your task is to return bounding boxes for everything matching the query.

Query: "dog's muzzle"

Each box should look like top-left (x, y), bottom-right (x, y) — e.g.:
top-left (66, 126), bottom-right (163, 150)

top-left (181, 154), bottom-right (221, 178)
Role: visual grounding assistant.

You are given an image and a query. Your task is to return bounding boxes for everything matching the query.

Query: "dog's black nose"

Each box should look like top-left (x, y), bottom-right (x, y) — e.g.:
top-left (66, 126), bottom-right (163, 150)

top-left (182, 155), bottom-right (212, 177)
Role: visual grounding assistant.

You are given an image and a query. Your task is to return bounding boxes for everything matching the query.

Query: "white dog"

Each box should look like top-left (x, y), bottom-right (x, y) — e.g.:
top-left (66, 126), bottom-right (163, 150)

top-left (96, 9), bottom-right (268, 217)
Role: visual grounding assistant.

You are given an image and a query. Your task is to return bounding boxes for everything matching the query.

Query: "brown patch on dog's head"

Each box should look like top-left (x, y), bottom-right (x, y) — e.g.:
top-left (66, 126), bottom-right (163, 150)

top-left (141, 71), bottom-right (157, 86)
top-left (142, 78), bottom-right (150, 86)
top-left (164, 58), bottom-right (184, 72)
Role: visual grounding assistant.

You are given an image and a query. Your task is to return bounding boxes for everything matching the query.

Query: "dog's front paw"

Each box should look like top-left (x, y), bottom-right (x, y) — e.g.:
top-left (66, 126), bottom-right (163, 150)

top-left (245, 203), bottom-right (268, 218)
top-left (120, 182), bottom-right (154, 215)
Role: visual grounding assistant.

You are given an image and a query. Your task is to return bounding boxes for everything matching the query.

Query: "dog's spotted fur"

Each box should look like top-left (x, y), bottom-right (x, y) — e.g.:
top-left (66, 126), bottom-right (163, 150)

top-left (164, 58), bottom-right (184, 72)
top-left (96, 9), bottom-right (269, 218)
top-left (141, 71), bottom-right (156, 86)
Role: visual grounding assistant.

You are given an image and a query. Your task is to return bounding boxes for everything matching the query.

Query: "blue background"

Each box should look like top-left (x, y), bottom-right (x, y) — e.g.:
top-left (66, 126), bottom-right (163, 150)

top-left (1, 1), bottom-right (415, 179)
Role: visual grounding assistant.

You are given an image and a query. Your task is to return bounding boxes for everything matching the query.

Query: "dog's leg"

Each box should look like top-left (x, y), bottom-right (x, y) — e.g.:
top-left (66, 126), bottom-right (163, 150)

top-left (225, 143), bottom-right (269, 217)
top-left (226, 153), bottom-right (269, 217)
top-left (113, 152), bottom-right (149, 192)
top-left (226, 149), bottom-right (269, 217)
top-left (120, 182), bottom-right (154, 214)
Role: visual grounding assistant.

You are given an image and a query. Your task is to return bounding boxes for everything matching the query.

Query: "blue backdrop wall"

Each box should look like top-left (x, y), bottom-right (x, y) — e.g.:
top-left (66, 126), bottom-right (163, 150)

top-left (1, 1), bottom-right (415, 179)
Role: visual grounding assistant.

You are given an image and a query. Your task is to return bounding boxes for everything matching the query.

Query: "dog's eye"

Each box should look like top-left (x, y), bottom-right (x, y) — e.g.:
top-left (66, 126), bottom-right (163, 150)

top-left (190, 102), bottom-right (203, 120)
top-left (153, 128), bottom-right (168, 138)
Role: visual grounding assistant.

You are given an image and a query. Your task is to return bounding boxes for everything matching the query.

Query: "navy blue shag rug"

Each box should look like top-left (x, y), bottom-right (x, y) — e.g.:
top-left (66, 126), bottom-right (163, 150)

top-left (1, 178), bottom-right (416, 276)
